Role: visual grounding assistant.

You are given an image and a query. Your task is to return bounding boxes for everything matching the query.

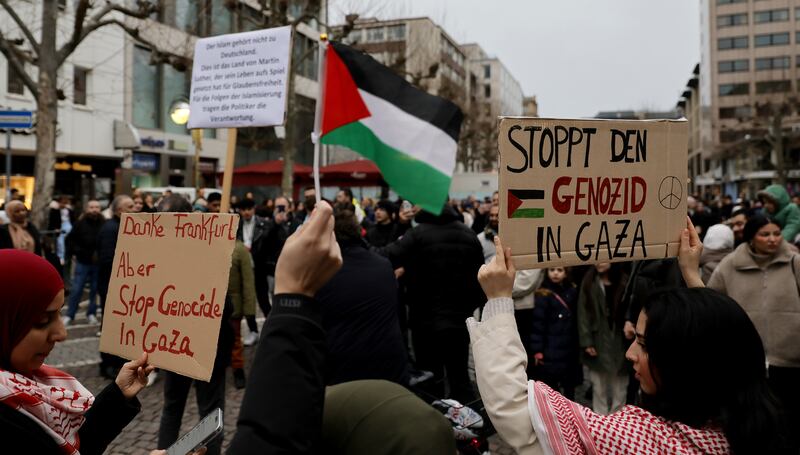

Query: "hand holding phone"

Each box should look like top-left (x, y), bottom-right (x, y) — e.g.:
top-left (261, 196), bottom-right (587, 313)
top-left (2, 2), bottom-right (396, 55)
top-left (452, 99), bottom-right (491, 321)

top-left (166, 408), bottom-right (222, 455)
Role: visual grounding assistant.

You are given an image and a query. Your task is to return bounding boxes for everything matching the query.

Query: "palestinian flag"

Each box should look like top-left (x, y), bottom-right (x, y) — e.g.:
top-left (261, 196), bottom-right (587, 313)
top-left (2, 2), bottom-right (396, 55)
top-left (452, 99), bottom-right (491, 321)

top-left (319, 41), bottom-right (463, 215)
top-left (508, 189), bottom-right (545, 219)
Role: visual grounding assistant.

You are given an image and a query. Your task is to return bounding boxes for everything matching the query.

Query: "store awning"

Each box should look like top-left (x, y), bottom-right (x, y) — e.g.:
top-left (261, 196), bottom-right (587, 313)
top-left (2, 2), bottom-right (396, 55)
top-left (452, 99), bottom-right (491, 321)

top-left (224, 160), bottom-right (313, 186)
top-left (317, 160), bottom-right (384, 187)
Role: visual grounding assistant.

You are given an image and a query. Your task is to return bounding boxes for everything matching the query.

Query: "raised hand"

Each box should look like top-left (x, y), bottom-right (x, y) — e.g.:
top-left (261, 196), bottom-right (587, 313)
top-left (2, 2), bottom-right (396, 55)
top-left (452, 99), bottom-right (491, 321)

top-left (477, 236), bottom-right (516, 299)
top-left (678, 216), bottom-right (704, 288)
top-left (274, 201), bottom-right (343, 297)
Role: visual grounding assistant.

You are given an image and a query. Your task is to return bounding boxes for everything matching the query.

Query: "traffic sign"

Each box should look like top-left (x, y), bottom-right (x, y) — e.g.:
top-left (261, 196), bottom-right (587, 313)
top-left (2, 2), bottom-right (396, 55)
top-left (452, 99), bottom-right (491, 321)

top-left (0, 110), bottom-right (33, 129)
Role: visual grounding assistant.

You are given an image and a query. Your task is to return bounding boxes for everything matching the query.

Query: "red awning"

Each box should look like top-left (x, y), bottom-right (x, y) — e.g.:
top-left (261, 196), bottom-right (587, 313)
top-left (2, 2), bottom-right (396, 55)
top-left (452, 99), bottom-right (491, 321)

top-left (223, 160), bottom-right (313, 187)
top-left (317, 160), bottom-right (383, 186)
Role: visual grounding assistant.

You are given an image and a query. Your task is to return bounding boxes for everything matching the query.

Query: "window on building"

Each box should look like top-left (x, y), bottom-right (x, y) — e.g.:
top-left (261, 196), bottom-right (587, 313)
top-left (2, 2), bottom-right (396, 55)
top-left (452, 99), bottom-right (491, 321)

top-left (238, 5), bottom-right (263, 32)
top-left (387, 24), bottom-right (405, 41)
top-left (756, 80), bottom-right (791, 93)
top-left (366, 27), bottom-right (385, 42)
top-left (719, 106), bottom-right (752, 119)
top-left (58, 0), bottom-right (66, 10)
top-left (293, 34), bottom-right (318, 80)
top-left (754, 9), bottom-right (789, 23)
top-left (719, 83), bottom-right (749, 96)
top-left (210, 0), bottom-right (233, 36)
top-left (162, 65), bottom-right (188, 134)
top-left (160, 0), bottom-right (199, 34)
top-left (73, 66), bottom-right (88, 105)
top-left (717, 0), bottom-right (746, 4)
top-left (7, 63), bottom-right (24, 95)
top-left (754, 32), bottom-right (790, 47)
top-left (717, 13), bottom-right (748, 27)
top-left (755, 56), bottom-right (790, 70)
top-left (484, 84), bottom-right (491, 98)
top-left (483, 64), bottom-right (491, 78)
top-left (133, 46), bottom-right (161, 129)
top-left (718, 36), bottom-right (748, 50)
top-left (796, 7), bottom-right (800, 21)
top-left (718, 59), bottom-right (749, 73)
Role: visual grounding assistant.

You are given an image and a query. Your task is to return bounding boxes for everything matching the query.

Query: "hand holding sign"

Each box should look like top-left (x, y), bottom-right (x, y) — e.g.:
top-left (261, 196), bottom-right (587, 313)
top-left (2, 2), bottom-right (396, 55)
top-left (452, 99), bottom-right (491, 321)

top-left (115, 352), bottom-right (156, 400)
top-left (678, 217), bottom-right (704, 288)
top-left (477, 237), bottom-right (516, 300)
top-left (274, 201), bottom-right (342, 297)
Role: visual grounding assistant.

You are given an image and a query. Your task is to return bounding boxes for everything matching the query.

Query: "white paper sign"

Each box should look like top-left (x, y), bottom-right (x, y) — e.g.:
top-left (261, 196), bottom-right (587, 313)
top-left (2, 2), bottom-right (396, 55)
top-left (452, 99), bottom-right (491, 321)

top-left (188, 26), bottom-right (292, 129)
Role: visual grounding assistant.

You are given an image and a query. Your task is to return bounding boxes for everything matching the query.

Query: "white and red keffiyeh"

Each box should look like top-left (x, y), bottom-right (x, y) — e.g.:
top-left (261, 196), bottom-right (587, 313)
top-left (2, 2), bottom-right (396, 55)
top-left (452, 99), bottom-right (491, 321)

top-left (0, 365), bottom-right (94, 454)
top-left (527, 381), bottom-right (730, 455)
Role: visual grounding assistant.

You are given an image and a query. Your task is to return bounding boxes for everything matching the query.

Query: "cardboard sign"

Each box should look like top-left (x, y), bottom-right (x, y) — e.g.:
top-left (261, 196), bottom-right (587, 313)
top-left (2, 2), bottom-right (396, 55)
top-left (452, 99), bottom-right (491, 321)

top-left (498, 117), bottom-right (688, 269)
top-left (188, 26), bottom-right (292, 129)
top-left (99, 213), bottom-right (239, 381)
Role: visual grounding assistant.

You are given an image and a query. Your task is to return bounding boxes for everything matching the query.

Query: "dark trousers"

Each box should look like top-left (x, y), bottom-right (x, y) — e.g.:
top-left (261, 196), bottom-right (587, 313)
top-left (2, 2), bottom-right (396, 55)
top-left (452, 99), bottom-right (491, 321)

top-left (769, 366), bottom-right (800, 452)
top-left (412, 325), bottom-right (475, 404)
top-left (157, 365), bottom-right (227, 455)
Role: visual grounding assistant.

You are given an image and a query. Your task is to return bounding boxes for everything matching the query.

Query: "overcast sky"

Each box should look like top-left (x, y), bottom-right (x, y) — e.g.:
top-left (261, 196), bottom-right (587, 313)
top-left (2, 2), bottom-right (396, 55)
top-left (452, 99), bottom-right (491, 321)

top-left (329, 0), bottom-right (701, 118)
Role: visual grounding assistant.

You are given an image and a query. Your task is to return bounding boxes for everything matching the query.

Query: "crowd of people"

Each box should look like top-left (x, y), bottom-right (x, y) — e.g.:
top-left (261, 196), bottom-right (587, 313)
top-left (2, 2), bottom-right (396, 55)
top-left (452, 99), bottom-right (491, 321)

top-left (0, 180), bottom-right (799, 453)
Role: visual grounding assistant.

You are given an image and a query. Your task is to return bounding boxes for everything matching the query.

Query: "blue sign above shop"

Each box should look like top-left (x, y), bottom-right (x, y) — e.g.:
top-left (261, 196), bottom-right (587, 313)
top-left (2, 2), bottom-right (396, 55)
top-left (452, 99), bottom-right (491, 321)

top-left (132, 153), bottom-right (159, 171)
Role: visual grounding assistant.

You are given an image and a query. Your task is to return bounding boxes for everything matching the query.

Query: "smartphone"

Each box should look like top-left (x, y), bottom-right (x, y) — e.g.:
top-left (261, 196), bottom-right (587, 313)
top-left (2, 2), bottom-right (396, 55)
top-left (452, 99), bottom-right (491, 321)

top-left (166, 408), bottom-right (223, 455)
top-left (277, 204), bottom-right (287, 213)
top-left (401, 200), bottom-right (413, 211)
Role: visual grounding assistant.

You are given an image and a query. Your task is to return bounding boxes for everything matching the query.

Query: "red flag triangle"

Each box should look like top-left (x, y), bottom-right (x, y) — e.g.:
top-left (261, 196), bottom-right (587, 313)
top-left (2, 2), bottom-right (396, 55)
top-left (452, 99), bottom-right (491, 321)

top-left (321, 46), bottom-right (371, 136)
top-left (507, 191), bottom-right (523, 218)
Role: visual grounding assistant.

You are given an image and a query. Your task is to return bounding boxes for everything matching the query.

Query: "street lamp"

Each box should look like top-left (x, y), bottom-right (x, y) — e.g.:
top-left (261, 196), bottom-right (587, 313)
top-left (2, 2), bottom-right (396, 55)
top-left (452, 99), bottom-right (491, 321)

top-left (169, 98), bottom-right (203, 195)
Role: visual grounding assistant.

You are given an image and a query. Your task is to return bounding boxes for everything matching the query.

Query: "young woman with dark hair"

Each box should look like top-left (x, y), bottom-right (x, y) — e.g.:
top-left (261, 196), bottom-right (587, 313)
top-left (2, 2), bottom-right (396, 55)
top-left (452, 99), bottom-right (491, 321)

top-left (468, 219), bottom-right (783, 454)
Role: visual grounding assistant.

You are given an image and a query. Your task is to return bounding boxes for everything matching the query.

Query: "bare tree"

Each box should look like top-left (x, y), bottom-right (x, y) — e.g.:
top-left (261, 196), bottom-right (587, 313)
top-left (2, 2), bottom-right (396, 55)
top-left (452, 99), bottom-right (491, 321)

top-left (0, 0), bottom-right (177, 226)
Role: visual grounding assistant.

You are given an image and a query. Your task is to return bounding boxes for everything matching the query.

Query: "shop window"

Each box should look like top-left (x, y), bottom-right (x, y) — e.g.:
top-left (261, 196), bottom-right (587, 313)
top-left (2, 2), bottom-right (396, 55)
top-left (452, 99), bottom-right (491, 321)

top-left (73, 66), bottom-right (88, 105)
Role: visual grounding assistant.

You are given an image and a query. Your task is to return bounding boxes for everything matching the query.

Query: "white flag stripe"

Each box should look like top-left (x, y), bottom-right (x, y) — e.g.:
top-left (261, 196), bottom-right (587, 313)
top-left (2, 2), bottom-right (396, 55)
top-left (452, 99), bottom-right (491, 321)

top-left (358, 89), bottom-right (457, 177)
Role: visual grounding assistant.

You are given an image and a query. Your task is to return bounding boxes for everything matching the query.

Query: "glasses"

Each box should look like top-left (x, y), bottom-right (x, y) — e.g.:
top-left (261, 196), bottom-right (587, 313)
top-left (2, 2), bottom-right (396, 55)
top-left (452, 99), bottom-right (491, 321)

top-left (276, 205), bottom-right (287, 213)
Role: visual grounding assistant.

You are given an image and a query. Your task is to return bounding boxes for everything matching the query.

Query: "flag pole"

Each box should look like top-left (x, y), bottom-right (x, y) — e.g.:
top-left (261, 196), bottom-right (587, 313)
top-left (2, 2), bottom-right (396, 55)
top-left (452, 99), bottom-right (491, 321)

top-left (312, 34), bottom-right (328, 205)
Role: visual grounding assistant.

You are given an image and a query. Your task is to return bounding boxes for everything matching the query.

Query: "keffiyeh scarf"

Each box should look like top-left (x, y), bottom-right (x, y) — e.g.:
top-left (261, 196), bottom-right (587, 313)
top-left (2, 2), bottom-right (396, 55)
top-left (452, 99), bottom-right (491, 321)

top-left (0, 365), bottom-right (94, 454)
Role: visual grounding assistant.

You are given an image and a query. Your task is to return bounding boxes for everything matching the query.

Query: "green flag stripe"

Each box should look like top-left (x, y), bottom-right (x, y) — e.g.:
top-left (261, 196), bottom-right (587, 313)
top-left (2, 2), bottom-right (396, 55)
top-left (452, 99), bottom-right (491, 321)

top-left (511, 208), bottom-right (545, 219)
top-left (322, 121), bottom-right (451, 214)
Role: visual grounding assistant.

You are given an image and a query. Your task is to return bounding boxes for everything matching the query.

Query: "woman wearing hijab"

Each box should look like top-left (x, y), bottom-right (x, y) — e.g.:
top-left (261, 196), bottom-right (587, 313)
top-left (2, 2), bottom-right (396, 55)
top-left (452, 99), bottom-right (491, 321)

top-left (0, 249), bottom-right (155, 454)
top-left (468, 222), bottom-right (783, 454)
top-left (0, 200), bottom-right (41, 254)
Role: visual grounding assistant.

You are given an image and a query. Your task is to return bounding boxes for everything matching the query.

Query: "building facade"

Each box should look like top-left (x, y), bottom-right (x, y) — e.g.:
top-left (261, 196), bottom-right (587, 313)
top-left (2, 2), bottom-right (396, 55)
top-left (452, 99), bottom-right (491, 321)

top-left (702, 0), bottom-right (800, 198)
top-left (0, 0), bottom-right (327, 207)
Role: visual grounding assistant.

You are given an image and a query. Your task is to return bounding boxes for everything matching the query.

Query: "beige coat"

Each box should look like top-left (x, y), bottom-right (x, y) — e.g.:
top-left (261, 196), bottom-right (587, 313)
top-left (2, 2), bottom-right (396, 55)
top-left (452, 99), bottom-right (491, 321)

top-left (708, 241), bottom-right (800, 368)
top-left (467, 298), bottom-right (544, 455)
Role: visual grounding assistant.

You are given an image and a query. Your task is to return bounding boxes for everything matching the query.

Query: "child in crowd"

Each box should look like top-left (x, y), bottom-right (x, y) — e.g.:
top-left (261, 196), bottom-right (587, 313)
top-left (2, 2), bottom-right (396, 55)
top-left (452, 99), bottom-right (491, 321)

top-left (529, 267), bottom-right (581, 400)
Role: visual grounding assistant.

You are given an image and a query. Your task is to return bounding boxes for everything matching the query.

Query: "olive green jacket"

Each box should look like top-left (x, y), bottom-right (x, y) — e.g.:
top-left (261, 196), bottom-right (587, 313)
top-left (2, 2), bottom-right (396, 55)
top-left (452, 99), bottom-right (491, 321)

top-left (577, 274), bottom-right (628, 375)
top-left (229, 240), bottom-right (256, 318)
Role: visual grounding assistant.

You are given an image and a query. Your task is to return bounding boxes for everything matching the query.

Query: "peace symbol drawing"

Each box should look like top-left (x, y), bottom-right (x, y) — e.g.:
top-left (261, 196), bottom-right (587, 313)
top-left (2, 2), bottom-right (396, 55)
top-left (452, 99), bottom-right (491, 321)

top-left (658, 176), bottom-right (682, 210)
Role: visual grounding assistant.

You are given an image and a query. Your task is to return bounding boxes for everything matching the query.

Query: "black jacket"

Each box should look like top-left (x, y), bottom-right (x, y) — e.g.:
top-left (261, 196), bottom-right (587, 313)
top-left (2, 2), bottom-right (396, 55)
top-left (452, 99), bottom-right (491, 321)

top-left (622, 258), bottom-right (684, 324)
top-left (316, 239), bottom-right (409, 386)
top-left (228, 294), bottom-right (326, 454)
top-left (0, 223), bottom-right (42, 255)
top-left (48, 206), bottom-right (76, 232)
top-left (365, 221), bottom-right (409, 248)
top-left (254, 218), bottom-right (294, 276)
top-left (0, 382), bottom-right (140, 454)
top-left (96, 216), bottom-right (121, 267)
top-left (66, 216), bottom-right (105, 264)
top-left (379, 206), bottom-right (486, 330)
top-left (529, 282), bottom-right (581, 385)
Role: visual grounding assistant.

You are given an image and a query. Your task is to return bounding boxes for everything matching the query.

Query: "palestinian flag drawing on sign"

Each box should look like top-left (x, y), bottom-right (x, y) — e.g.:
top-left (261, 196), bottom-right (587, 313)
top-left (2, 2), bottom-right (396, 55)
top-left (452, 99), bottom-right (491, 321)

top-left (319, 41), bottom-right (463, 215)
top-left (508, 189), bottom-right (545, 219)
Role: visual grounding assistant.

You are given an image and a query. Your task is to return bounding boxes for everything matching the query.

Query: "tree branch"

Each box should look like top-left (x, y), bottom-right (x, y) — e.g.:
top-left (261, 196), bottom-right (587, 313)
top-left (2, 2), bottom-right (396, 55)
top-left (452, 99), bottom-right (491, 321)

top-left (0, 30), bottom-right (38, 98)
top-left (0, 0), bottom-right (40, 56)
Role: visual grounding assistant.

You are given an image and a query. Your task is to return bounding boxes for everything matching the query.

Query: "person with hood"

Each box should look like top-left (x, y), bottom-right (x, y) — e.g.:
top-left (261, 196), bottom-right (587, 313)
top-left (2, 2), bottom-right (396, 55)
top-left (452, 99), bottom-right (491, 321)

top-left (758, 184), bottom-right (800, 244)
top-left (365, 200), bottom-right (407, 248)
top-left (699, 224), bottom-right (734, 284)
top-left (379, 202), bottom-right (485, 403)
